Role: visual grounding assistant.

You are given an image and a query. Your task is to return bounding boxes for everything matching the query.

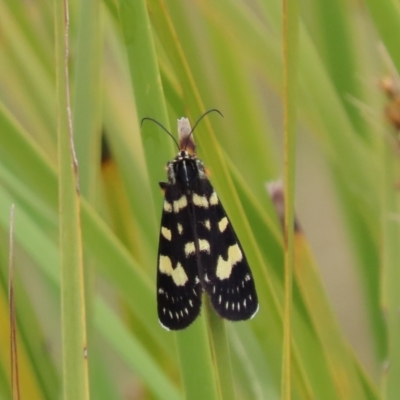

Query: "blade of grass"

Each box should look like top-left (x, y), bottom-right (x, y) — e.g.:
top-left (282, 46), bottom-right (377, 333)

top-left (309, 0), bottom-right (369, 140)
top-left (380, 138), bottom-right (400, 399)
top-left (282, 0), bottom-right (299, 398)
top-left (54, 0), bottom-right (89, 398)
top-left (117, 0), bottom-right (174, 219)
top-left (95, 299), bottom-right (182, 400)
top-left (72, 0), bottom-right (102, 199)
top-left (9, 204), bottom-right (20, 400)
top-left (72, 1), bottom-right (107, 397)
top-left (0, 2), bottom-right (55, 146)
top-left (1, 276), bottom-right (49, 400)
top-left (230, 324), bottom-right (279, 399)
top-left (363, 0), bottom-right (400, 74)
top-left (293, 229), bottom-right (379, 399)
top-left (205, 300), bottom-right (236, 400)
top-left (0, 242), bottom-right (59, 400)
top-left (174, 319), bottom-right (219, 400)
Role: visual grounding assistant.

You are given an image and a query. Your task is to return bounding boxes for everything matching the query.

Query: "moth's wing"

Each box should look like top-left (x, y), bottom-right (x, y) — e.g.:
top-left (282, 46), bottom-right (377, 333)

top-left (192, 180), bottom-right (259, 321)
top-left (157, 183), bottom-right (202, 330)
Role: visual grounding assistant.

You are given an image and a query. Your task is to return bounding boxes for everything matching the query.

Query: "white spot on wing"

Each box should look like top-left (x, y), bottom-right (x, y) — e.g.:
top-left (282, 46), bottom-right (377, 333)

top-left (159, 256), bottom-right (188, 286)
top-left (215, 244), bottom-right (243, 280)
top-left (164, 201), bottom-right (172, 212)
top-left (199, 239), bottom-right (210, 253)
top-left (185, 242), bottom-right (196, 256)
top-left (173, 196), bottom-right (188, 213)
top-left (203, 219), bottom-right (211, 230)
top-left (218, 217), bottom-right (229, 232)
top-left (219, 295), bottom-right (222, 304)
top-left (161, 227), bottom-right (172, 241)
top-left (185, 239), bottom-right (210, 256)
top-left (177, 223), bottom-right (183, 234)
top-left (209, 191), bottom-right (219, 205)
top-left (193, 193), bottom-right (209, 208)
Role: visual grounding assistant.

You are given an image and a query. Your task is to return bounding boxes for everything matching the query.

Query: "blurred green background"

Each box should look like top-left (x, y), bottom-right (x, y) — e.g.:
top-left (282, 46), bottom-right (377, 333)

top-left (0, 0), bottom-right (400, 399)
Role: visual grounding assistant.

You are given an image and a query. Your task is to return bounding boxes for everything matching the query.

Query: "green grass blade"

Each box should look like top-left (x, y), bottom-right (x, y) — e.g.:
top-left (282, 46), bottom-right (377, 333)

top-left (205, 301), bottom-right (236, 400)
top-left (95, 299), bottom-right (182, 400)
top-left (72, 0), bottom-right (102, 198)
top-left (54, 0), bottom-right (89, 398)
top-left (282, 0), bottom-right (299, 397)
top-left (117, 0), bottom-right (174, 219)
top-left (364, 0), bottom-right (400, 73)
top-left (381, 139), bottom-right (400, 399)
top-left (174, 319), bottom-right (219, 400)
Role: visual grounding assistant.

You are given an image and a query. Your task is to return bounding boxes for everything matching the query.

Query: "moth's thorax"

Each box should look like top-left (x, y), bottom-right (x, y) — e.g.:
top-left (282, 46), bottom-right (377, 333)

top-left (166, 150), bottom-right (206, 188)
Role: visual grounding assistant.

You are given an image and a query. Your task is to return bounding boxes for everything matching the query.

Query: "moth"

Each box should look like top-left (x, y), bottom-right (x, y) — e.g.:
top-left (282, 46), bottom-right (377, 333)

top-left (142, 110), bottom-right (258, 330)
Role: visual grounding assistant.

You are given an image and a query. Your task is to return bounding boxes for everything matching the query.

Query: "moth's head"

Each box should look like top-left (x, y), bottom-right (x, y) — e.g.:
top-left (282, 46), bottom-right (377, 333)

top-left (141, 109), bottom-right (223, 157)
top-left (174, 150), bottom-right (192, 161)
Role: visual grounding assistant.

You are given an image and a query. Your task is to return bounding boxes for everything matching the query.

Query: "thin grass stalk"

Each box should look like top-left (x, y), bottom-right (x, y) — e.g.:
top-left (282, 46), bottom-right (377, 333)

top-left (282, 0), bottom-right (299, 398)
top-left (9, 204), bottom-right (20, 400)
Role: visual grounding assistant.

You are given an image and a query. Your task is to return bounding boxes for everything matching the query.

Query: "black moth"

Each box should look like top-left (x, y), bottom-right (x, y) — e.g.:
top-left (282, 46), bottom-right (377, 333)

top-left (142, 110), bottom-right (258, 330)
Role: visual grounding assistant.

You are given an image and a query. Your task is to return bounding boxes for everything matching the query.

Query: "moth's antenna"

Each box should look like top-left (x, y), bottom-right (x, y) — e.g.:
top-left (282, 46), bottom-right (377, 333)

top-left (184, 109), bottom-right (223, 150)
top-left (141, 117), bottom-right (180, 151)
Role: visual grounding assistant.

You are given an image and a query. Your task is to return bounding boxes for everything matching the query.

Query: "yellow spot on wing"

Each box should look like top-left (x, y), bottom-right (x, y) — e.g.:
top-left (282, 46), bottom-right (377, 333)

top-left (216, 244), bottom-right (243, 280)
top-left (199, 239), bottom-right (210, 252)
top-left (159, 256), bottom-right (189, 286)
top-left (209, 191), bottom-right (219, 205)
top-left (159, 255), bottom-right (172, 274)
top-left (193, 193), bottom-right (209, 208)
top-left (161, 227), bottom-right (172, 241)
top-left (164, 201), bottom-right (172, 212)
top-left (185, 242), bottom-right (195, 256)
top-left (185, 240), bottom-right (210, 256)
top-left (173, 196), bottom-right (188, 213)
top-left (218, 217), bottom-right (229, 232)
